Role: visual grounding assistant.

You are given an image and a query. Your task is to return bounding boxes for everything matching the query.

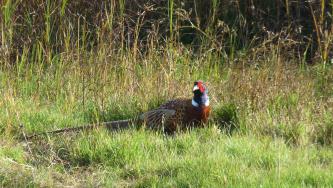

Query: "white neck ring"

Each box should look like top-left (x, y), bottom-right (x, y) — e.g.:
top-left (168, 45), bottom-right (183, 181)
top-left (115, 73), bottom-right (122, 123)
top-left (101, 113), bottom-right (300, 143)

top-left (192, 99), bottom-right (209, 107)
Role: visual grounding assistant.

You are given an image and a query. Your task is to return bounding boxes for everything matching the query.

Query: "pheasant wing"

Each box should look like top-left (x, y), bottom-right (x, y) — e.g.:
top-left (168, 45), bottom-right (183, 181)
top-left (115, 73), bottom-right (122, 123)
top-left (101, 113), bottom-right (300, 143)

top-left (139, 109), bottom-right (176, 129)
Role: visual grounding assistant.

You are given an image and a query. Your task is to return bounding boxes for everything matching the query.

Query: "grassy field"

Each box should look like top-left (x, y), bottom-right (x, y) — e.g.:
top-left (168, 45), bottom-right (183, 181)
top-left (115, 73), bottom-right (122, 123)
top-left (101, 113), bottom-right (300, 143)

top-left (1, 0), bottom-right (333, 187)
top-left (1, 49), bottom-right (333, 187)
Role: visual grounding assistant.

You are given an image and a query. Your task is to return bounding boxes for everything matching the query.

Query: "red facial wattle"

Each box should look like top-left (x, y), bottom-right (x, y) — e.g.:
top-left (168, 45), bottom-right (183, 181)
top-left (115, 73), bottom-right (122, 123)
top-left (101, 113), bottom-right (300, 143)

top-left (197, 82), bottom-right (205, 93)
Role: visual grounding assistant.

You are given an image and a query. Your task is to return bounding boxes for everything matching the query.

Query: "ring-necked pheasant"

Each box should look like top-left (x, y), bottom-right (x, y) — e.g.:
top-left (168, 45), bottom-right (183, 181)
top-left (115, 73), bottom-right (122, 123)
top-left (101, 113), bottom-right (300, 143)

top-left (139, 80), bottom-right (210, 133)
top-left (25, 81), bottom-right (210, 139)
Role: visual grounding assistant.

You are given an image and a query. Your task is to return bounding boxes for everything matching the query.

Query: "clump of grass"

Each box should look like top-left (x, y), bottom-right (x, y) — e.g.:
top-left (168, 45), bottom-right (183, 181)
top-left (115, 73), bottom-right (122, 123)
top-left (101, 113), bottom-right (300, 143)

top-left (0, 160), bottom-right (35, 187)
top-left (213, 102), bottom-right (239, 133)
top-left (314, 65), bottom-right (333, 98)
top-left (264, 122), bottom-right (307, 146)
top-left (0, 143), bottom-right (33, 187)
top-left (268, 93), bottom-right (299, 113)
top-left (312, 112), bottom-right (333, 146)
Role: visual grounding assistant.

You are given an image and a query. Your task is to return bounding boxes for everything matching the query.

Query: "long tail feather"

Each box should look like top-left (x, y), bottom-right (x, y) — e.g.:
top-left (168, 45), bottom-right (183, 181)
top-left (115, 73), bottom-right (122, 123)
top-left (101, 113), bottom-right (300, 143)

top-left (24, 109), bottom-right (176, 140)
top-left (25, 119), bottom-right (136, 140)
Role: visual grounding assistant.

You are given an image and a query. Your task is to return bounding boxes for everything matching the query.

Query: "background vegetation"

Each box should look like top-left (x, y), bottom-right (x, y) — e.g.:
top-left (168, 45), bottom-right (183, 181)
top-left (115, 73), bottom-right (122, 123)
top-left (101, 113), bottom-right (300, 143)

top-left (1, 0), bottom-right (333, 187)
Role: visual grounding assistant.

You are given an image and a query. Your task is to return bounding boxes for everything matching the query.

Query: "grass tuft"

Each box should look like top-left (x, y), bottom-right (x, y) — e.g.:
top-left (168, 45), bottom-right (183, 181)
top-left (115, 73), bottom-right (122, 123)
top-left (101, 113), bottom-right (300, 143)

top-left (213, 103), bottom-right (239, 133)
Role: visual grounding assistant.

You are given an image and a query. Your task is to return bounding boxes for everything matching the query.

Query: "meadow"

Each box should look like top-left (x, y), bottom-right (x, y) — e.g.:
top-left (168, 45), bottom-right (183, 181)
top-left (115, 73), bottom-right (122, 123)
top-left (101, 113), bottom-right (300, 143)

top-left (1, 0), bottom-right (333, 187)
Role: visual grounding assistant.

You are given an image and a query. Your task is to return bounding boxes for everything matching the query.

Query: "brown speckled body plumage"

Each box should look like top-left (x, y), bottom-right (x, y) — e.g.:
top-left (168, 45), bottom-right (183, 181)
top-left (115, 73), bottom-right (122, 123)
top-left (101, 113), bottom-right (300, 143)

top-left (140, 98), bottom-right (211, 133)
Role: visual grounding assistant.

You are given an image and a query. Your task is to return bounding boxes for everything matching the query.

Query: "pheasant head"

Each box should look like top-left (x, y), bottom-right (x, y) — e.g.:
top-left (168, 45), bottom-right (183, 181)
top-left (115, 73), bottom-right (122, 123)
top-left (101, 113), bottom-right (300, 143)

top-left (192, 80), bottom-right (209, 107)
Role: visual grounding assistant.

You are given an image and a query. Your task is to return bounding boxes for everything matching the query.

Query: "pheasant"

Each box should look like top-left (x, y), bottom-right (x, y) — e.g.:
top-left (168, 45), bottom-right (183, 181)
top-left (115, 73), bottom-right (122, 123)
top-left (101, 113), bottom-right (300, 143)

top-left (139, 80), bottom-right (210, 133)
top-left (25, 81), bottom-right (210, 139)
